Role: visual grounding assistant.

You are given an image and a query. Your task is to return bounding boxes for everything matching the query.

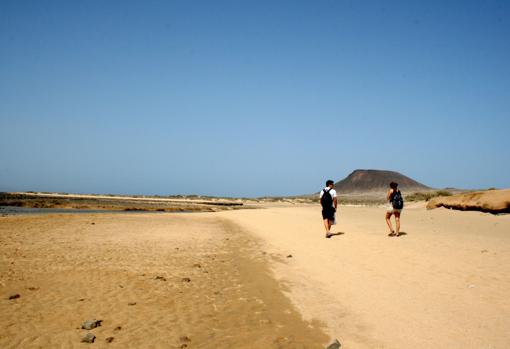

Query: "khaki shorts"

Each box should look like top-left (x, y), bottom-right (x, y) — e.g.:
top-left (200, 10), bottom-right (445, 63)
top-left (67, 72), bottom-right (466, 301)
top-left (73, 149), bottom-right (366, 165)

top-left (386, 204), bottom-right (402, 214)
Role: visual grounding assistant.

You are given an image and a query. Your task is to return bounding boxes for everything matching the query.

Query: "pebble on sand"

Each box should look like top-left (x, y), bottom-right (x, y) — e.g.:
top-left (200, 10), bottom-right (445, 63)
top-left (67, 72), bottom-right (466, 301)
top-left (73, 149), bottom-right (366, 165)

top-left (182, 277), bottom-right (191, 282)
top-left (286, 254), bottom-right (293, 258)
top-left (8, 294), bottom-right (20, 300)
top-left (128, 302), bottom-right (137, 306)
top-left (81, 319), bottom-right (103, 330)
top-left (180, 336), bottom-right (191, 342)
top-left (105, 336), bottom-right (114, 343)
top-left (81, 333), bottom-right (96, 343)
top-left (155, 276), bottom-right (167, 281)
top-left (326, 338), bottom-right (341, 349)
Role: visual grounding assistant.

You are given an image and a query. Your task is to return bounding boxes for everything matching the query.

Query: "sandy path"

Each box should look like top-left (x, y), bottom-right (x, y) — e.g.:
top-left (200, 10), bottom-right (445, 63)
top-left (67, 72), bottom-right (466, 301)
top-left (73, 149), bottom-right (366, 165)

top-left (0, 213), bottom-right (327, 348)
top-left (217, 205), bottom-right (510, 349)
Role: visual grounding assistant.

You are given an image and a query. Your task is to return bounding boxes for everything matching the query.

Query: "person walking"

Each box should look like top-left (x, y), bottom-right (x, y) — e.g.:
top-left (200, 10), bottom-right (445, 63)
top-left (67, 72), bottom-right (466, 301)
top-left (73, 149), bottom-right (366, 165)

top-left (386, 181), bottom-right (403, 236)
top-left (320, 180), bottom-right (338, 238)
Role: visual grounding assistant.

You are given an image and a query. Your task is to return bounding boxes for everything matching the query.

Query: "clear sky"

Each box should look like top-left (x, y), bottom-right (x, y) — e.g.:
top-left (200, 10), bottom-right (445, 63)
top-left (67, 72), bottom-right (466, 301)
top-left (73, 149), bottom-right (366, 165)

top-left (1, 1), bottom-right (509, 197)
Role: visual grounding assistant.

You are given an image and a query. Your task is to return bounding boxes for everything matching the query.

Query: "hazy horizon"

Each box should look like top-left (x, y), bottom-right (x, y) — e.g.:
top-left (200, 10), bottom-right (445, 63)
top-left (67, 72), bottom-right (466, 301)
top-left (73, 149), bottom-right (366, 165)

top-left (1, 1), bottom-right (509, 197)
top-left (0, 167), bottom-right (504, 198)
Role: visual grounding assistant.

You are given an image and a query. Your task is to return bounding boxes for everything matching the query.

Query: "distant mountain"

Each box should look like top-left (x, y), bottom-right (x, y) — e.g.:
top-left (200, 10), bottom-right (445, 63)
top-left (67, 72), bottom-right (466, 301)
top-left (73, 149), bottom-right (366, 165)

top-left (333, 169), bottom-right (431, 193)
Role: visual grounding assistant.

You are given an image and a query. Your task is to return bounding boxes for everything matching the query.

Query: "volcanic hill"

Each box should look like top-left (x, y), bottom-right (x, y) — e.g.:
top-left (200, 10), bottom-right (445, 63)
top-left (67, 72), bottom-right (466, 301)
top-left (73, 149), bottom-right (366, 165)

top-left (334, 169), bottom-right (431, 193)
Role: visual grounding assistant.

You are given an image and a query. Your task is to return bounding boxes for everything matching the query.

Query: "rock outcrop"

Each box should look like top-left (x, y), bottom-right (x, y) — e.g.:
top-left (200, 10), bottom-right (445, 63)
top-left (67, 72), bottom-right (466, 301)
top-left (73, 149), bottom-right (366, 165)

top-left (427, 189), bottom-right (510, 214)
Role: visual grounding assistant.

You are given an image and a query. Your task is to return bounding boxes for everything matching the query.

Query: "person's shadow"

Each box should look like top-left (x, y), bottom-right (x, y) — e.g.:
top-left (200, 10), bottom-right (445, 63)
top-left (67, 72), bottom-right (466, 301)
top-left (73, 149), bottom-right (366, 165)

top-left (396, 231), bottom-right (408, 237)
top-left (328, 232), bottom-right (345, 238)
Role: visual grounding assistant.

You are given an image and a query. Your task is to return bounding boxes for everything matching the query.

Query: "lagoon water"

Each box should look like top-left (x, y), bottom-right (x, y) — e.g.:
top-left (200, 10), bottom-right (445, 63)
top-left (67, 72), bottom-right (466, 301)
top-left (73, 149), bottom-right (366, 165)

top-left (0, 206), bottom-right (168, 215)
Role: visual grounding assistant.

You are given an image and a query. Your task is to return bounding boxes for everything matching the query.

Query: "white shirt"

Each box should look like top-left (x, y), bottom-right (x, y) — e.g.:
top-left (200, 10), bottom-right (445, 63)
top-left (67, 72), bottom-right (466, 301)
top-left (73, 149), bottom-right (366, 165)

top-left (319, 187), bottom-right (337, 208)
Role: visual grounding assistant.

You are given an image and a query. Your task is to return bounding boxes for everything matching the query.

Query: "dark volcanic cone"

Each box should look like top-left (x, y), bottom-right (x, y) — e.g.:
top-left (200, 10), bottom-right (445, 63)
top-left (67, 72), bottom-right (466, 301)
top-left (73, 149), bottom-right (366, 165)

top-left (334, 169), bottom-right (431, 193)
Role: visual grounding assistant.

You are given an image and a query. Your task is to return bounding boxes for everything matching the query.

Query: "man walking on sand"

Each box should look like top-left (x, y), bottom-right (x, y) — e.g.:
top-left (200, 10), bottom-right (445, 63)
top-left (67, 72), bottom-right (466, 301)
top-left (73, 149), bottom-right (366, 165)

top-left (320, 180), bottom-right (338, 238)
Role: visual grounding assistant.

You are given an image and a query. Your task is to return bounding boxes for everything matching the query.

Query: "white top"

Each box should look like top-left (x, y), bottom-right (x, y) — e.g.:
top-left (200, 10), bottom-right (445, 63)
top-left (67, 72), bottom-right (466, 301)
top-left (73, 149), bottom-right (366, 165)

top-left (319, 187), bottom-right (337, 208)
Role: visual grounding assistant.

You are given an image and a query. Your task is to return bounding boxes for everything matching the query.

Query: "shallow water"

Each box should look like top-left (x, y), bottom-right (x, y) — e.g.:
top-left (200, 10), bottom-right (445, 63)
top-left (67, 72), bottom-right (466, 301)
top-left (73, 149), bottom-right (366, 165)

top-left (0, 206), bottom-right (169, 216)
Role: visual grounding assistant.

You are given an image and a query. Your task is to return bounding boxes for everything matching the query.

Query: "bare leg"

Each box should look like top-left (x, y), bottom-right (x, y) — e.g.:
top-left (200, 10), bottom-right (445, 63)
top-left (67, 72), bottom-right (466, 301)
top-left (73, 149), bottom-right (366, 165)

top-left (385, 212), bottom-right (394, 236)
top-left (395, 212), bottom-right (401, 236)
top-left (323, 219), bottom-right (330, 233)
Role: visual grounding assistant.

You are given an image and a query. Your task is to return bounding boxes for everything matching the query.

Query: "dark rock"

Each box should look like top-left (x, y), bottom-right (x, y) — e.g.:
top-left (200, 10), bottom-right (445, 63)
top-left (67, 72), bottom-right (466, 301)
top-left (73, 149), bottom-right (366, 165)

top-left (27, 287), bottom-right (39, 291)
top-left (182, 277), bottom-right (191, 282)
top-left (91, 222), bottom-right (95, 225)
top-left (193, 263), bottom-right (201, 268)
top-left (180, 336), bottom-right (191, 342)
top-left (286, 254), bottom-right (293, 258)
top-left (81, 319), bottom-right (102, 330)
top-left (8, 294), bottom-right (20, 300)
top-left (105, 336), bottom-right (114, 343)
top-left (114, 326), bottom-right (122, 331)
top-left (128, 302), bottom-right (136, 306)
top-left (326, 338), bottom-right (341, 349)
top-left (155, 276), bottom-right (167, 281)
top-left (81, 333), bottom-right (96, 343)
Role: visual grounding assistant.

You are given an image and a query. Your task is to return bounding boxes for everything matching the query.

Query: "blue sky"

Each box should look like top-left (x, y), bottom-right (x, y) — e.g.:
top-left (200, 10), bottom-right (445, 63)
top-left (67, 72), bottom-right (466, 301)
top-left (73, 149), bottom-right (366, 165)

top-left (1, 1), bottom-right (509, 197)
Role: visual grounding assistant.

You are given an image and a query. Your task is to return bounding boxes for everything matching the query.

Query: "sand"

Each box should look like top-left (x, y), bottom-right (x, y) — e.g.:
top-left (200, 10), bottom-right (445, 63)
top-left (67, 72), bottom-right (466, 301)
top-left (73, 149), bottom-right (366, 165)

top-left (2, 205), bottom-right (509, 348)
top-left (0, 213), bottom-right (327, 348)
top-left (217, 205), bottom-right (510, 349)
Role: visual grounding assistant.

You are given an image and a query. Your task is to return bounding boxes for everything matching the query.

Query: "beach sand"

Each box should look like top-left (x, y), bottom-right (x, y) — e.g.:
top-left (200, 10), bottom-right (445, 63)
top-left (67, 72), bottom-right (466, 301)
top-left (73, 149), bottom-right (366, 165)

top-left (0, 213), bottom-right (327, 348)
top-left (1, 205), bottom-right (509, 348)
top-left (217, 205), bottom-right (510, 349)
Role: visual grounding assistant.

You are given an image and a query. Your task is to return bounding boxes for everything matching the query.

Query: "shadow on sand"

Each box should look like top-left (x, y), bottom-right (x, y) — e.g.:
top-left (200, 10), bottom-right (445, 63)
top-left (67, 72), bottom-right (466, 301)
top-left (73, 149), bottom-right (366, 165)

top-left (327, 232), bottom-right (345, 238)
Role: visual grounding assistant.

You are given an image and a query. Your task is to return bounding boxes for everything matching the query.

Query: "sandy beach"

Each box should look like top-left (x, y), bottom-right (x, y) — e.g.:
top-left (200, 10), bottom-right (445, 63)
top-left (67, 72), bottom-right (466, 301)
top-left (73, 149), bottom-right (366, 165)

top-left (0, 212), bottom-right (327, 348)
top-left (1, 205), bottom-right (509, 348)
top-left (217, 205), bottom-right (510, 349)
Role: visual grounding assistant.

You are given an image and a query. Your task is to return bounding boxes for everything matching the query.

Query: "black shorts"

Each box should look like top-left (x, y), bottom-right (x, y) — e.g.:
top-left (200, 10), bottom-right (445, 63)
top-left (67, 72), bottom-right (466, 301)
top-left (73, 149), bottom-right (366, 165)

top-left (322, 208), bottom-right (335, 220)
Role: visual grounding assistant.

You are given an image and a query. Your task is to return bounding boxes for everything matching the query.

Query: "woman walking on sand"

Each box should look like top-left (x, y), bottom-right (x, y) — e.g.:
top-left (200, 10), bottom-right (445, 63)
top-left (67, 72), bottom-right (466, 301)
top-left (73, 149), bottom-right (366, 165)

top-left (386, 182), bottom-right (403, 237)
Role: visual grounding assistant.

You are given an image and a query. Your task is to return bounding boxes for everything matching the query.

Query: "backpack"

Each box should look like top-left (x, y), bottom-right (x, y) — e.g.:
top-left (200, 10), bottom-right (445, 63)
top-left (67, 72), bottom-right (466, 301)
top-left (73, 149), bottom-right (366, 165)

top-left (321, 189), bottom-right (333, 208)
top-left (391, 190), bottom-right (404, 209)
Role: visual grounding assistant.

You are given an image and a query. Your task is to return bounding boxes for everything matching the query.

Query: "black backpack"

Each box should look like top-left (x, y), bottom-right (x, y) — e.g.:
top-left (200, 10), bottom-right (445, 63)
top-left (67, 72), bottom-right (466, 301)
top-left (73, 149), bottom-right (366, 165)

top-left (391, 190), bottom-right (404, 209)
top-left (321, 189), bottom-right (333, 208)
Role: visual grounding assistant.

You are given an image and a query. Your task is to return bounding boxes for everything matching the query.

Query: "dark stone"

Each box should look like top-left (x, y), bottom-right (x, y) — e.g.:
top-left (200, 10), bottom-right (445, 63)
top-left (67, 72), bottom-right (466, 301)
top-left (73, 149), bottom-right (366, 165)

top-left (182, 277), bottom-right (191, 282)
top-left (128, 302), bottom-right (136, 306)
top-left (286, 254), bottom-right (293, 258)
top-left (155, 276), bottom-right (167, 281)
top-left (81, 333), bottom-right (96, 343)
top-left (8, 294), bottom-right (20, 300)
top-left (114, 326), bottom-right (122, 331)
top-left (81, 319), bottom-right (102, 330)
top-left (105, 336), bottom-right (114, 343)
top-left (326, 338), bottom-right (341, 349)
